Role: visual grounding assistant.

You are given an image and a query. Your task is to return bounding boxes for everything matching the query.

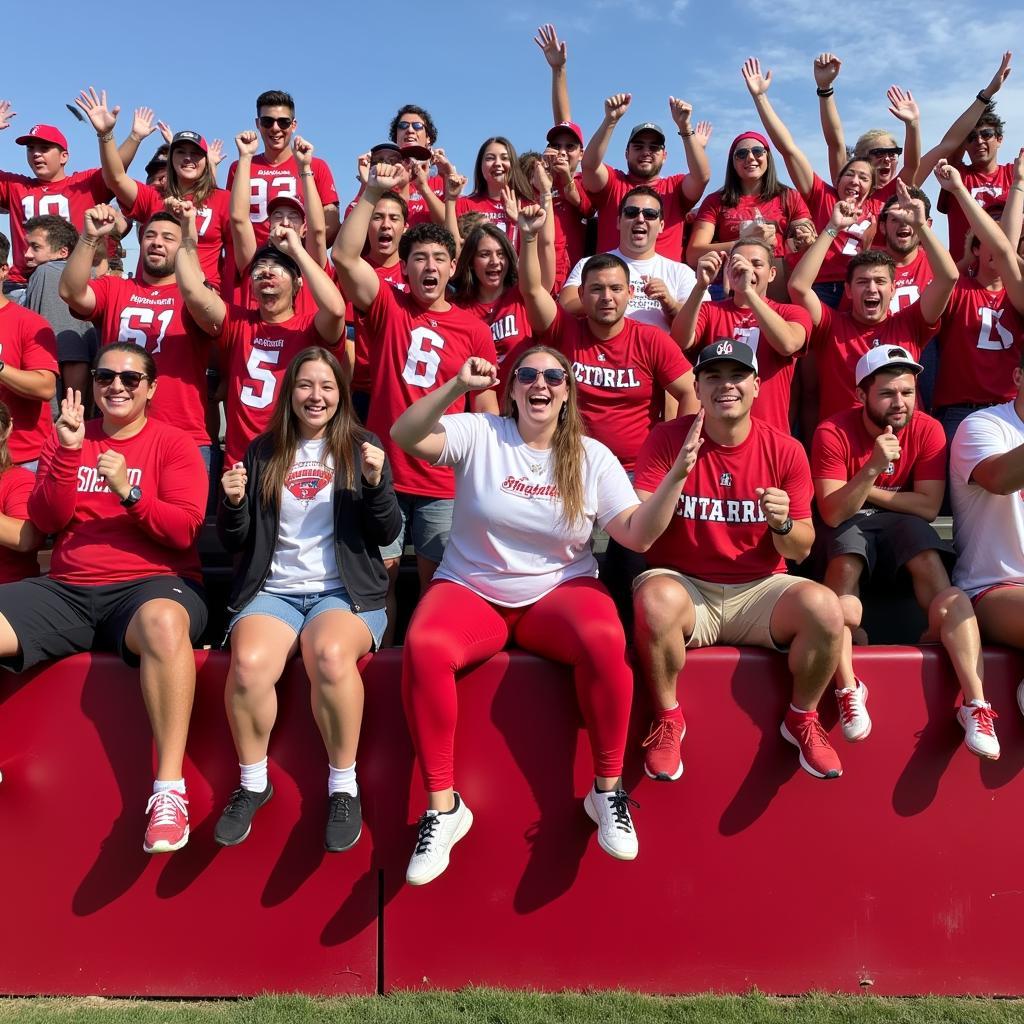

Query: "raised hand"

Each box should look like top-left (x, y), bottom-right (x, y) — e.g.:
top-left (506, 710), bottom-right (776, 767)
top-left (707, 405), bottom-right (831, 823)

top-left (695, 251), bottom-right (724, 289)
top-left (530, 157), bottom-right (553, 197)
top-left (886, 179), bottom-right (927, 227)
top-left (1014, 146), bottom-right (1024, 186)
top-left (604, 93), bottom-right (632, 123)
top-left (167, 198), bottom-right (198, 242)
top-left (727, 252), bottom-right (756, 294)
top-left (55, 389), bottom-right (85, 450)
top-left (0, 99), bottom-right (16, 132)
top-left (829, 198), bottom-right (862, 231)
top-left (83, 203), bottom-right (119, 239)
top-left (755, 486), bottom-right (790, 531)
top-left (158, 120), bottom-right (173, 144)
top-left (360, 443), bottom-right (385, 488)
top-left (444, 172), bottom-right (467, 201)
top-left (236, 130), bottom-right (260, 158)
top-left (693, 121), bottom-right (713, 147)
top-left (934, 158), bottom-right (965, 193)
top-left (208, 139), bottom-right (225, 168)
top-left (367, 161), bottom-right (405, 194)
top-left (671, 408), bottom-right (704, 481)
top-left (533, 23), bottom-right (566, 68)
top-left (292, 135), bottom-right (314, 169)
top-left (742, 58), bottom-right (772, 97)
top-left (813, 53), bottom-right (842, 89)
top-left (132, 107), bottom-right (158, 139)
top-left (97, 449), bottom-right (130, 499)
top-left (457, 356), bottom-right (499, 391)
top-left (668, 96), bottom-right (693, 131)
top-left (517, 203), bottom-right (547, 239)
top-left (868, 425), bottom-right (901, 474)
top-left (984, 52), bottom-right (1012, 99)
top-left (75, 86), bottom-right (119, 135)
top-left (356, 151), bottom-right (372, 185)
top-left (431, 148), bottom-right (453, 178)
top-left (269, 224), bottom-right (302, 256)
top-left (886, 86), bottom-right (919, 125)
top-left (221, 462), bottom-right (247, 507)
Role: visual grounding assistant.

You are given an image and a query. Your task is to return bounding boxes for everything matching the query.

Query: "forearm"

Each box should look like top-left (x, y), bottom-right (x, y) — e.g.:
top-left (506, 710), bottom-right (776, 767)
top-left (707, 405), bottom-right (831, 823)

top-left (615, 472), bottom-right (688, 552)
top-left (391, 376), bottom-right (468, 453)
top-left (0, 512), bottom-right (42, 552)
top-left (1003, 180), bottom-right (1024, 254)
top-left (0, 367), bottom-right (55, 400)
top-left (331, 190), bottom-right (382, 309)
top-left (681, 132), bottom-right (710, 195)
top-left (558, 285), bottom-right (583, 316)
top-left (420, 185), bottom-right (446, 225)
top-left (819, 95), bottom-right (846, 184)
top-left (59, 239), bottom-right (99, 309)
top-left (176, 241), bottom-right (225, 333)
top-left (538, 194), bottom-right (557, 292)
top-left (750, 94), bottom-right (813, 194)
top-left (918, 221), bottom-right (958, 287)
top-left (127, 489), bottom-right (205, 549)
top-left (787, 228), bottom-right (832, 306)
top-left (519, 234), bottom-right (558, 330)
top-left (293, 246), bottom-right (344, 318)
top-left (581, 118), bottom-right (614, 189)
top-left (99, 133), bottom-right (137, 206)
top-left (27, 444), bottom-right (79, 533)
top-left (898, 119), bottom-right (921, 184)
top-left (300, 170), bottom-right (327, 258)
top-left (551, 66), bottom-right (570, 123)
top-left (818, 467), bottom-right (880, 527)
top-left (745, 290), bottom-right (804, 354)
top-left (670, 286), bottom-right (705, 349)
top-left (867, 486), bottom-right (940, 519)
top-left (771, 519), bottom-right (813, 562)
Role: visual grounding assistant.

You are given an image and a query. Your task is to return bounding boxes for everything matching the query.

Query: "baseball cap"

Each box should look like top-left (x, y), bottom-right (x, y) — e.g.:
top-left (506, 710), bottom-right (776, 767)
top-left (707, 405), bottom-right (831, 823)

top-left (854, 345), bottom-right (924, 387)
top-left (546, 121), bottom-right (585, 147)
top-left (370, 141), bottom-right (402, 158)
top-left (267, 193), bottom-right (306, 219)
top-left (399, 143), bottom-right (432, 161)
top-left (16, 124), bottom-right (68, 150)
top-left (694, 339), bottom-right (759, 376)
top-left (168, 130), bottom-right (208, 154)
top-left (627, 122), bottom-right (666, 146)
top-left (248, 244), bottom-right (301, 279)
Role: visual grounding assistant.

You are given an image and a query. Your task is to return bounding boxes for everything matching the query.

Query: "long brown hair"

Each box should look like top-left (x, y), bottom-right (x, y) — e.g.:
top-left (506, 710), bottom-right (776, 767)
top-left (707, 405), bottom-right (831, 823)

top-left (167, 138), bottom-right (218, 209)
top-left (450, 222), bottom-right (519, 301)
top-left (258, 347), bottom-right (366, 510)
top-left (0, 401), bottom-right (12, 475)
top-left (501, 346), bottom-right (586, 529)
top-left (471, 136), bottom-right (534, 203)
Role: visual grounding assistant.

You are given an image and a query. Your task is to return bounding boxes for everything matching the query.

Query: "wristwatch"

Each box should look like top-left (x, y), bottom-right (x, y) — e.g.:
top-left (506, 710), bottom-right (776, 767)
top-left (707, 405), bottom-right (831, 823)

top-left (769, 517), bottom-right (794, 536)
top-left (120, 485), bottom-right (142, 508)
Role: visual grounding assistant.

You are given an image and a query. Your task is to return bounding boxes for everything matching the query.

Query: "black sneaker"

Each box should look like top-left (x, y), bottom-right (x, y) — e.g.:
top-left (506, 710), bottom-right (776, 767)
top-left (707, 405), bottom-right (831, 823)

top-left (214, 784), bottom-right (273, 847)
top-left (325, 791), bottom-right (362, 852)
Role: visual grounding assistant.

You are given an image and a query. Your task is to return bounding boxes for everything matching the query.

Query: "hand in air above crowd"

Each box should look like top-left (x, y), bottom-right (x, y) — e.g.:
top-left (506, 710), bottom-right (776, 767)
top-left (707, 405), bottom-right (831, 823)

top-left (221, 462), bottom-right (247, 507)
top-left (886, 86), bottom-right (919, 125)
top-left (76, 86), bottom-right (119, 135)
top-left (360, 443), bottom-right (386, 488)
top-left (829, 198), bottom-right (862, 231)
top-left (813, 53), bottom-right (842, 90)
top-left (885, 180), bottom-right (928, 228)
top-left (533, 23), bottom-right (566, 69)
top-left (431, 148), bottom-right (454, 179)
top-left (55, 389), bottom-right (85, 450)
top-left (367, 162), bottom-right (405, 194)
top-left (529, 158), bottom-right (553, 198)
top-left (83, 204), bottom-right (120, 240)
top-left (741, 58), bottom-right (772, 97)
top-left (984, 52), bottom-right (1013, 99)
top-left (500, 185), bottom-right (521, 224)
top-left (236, 131), bottom-right (260, 158)
top-left (444, 172), bottom-right (467, 202)
top-left (693, 121), bottom-right (713, 148)
top-left (517, 203), bottom-right (547, 239)
top-left (269, 224), bottom-right (303, 257)
top-left (131, 107), bottom-right (159, 140)
top-left (0, 99), bottom-right (16, 131)
top-left (604, 93), bottom-right (631, 124)
top-left (457, 357), bottom-right (499, 392)
top-left (167, 198), bottom-right (198, 243)
top-left (933, 158), bottom-right (964, 192)
top-left (292, 135), bottom-right (314, 170)
top-left (668, 97), bottom-right (693, 132)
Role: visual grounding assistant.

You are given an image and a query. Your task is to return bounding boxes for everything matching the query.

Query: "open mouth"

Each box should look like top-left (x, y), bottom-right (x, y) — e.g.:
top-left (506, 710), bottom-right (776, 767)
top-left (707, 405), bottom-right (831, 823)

top-left (527, 394), bottom-right (551, 409)
top-left (421, 274), bottom-right (439, 290)
top-left (861, 295), bottom-right (882, 316)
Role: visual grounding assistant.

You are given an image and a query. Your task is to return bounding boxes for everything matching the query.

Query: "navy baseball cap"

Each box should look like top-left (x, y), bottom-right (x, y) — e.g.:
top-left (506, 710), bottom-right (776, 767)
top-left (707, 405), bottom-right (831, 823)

top-left (694, 339), bottom-right (759, 376)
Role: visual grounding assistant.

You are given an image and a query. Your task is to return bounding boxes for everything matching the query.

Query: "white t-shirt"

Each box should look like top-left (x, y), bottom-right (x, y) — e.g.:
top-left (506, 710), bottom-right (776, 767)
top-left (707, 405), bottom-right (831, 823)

top-left (563, 247), bottom-right (706, 329)
top-left (265, 438), bottom-right (342, 595)
top-left (949, 401), bottom-right (1024, 597)
top-left (433, 413), bottom-right (639, 606)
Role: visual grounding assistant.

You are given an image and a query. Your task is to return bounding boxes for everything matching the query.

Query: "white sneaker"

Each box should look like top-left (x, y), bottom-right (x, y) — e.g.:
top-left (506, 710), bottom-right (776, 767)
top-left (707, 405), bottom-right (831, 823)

top-left (1017, 679), bottom-right (1024, 719)
top-left (584, 786), bottom-right (638, 861)
top-left (405, 794), bottom-right (473, 886)
top-left (835, 680), bottom-right (871, 742)
top-left (957, 700), bottom-right (1001, 760)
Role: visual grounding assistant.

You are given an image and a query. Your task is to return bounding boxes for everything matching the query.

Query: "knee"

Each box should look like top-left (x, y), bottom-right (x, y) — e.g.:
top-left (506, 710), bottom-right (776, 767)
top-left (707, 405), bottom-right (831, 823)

top-left (135, 603), bottom-right (191, 658)
top-left (837, 593), bottom-right (863, 630)
top-left (929, 586), bottom-right (973, 622)
top-left (907, 549), bottom-right (947, 586)
top-left (229, 645), bottom-right (278, 694)
top-left (308, 640), bottom-right (360, 686)
top-left (633, 578), bottom-right (691, 638)
top-left (826, 555), bottom-right (863, 592)
top-left (795, 584), bottom-right (845, 641)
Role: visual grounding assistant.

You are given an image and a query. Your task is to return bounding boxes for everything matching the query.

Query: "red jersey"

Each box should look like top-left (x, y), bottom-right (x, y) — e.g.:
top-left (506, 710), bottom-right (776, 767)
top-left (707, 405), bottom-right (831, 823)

top-left (804, 174), bottom-right (883, 283)
top-left (29, 417), bottom-right (205, 586)
top-left (693, 298), bottom-right (811, 432)
top-left (348, 262), bottom-right (407, 393)
top-left (455, 286), bottom-right (531, 366)
top-left (843, 247), bottom-right (934, 314)
top-left (551, 174), bottom-right (593, 290)
top-left (811, 407), bottom-right (946, 500)
top-left (454, 195), bottom-right (521, 248)
top-left (937, 161), bottom-right (1015, 263)
top-left (363, 286), bottom-right (497, 498)
top-left (538, 307), bottom-right (691, 472)
top-left (221, 307), bottom-right (332, 465)
top-left (933, 278), bottom-right (1024, 408)
top-left (588, 167), bottom-right (697, 260)
top-left (87, 276), bottom-right (211, 447)
top-left (692, 188), bottom-right (809, 258)
top-left (345, 175), bottom-right (444, 227)
top-left (123, 183), bottom-right (231, 290)
top-left (812, 303), bottom-right (936, 420)
top-left (0, 301), bottom-right (58, 463)
top-left (635, 415), bottom-right (813, 583)
top-left (0, 168), bottom-right (112, 283)
top-left (0, 466), bottom-right (39, 584)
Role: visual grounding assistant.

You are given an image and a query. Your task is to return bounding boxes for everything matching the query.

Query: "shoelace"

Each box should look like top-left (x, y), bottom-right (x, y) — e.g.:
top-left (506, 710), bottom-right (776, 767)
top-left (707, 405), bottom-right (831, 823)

top-left (642, 719), bottom-right (678, 750)
top-left (605, 791), bottom-right (640, 833)
top-left (413, 811), bottom-right (441, 854)
top-left (967, 703), bottom-right (999, 736)
top-left (221, 787), bottom-right (256, 819)
top-left (328, 793), bottom-right (353, 823)
top-left (837, 689), bottom-right (861, 726)
top-left (145, 790), bottom-right (187, 826)
top-left (793, 714), bottom-right (831, 749)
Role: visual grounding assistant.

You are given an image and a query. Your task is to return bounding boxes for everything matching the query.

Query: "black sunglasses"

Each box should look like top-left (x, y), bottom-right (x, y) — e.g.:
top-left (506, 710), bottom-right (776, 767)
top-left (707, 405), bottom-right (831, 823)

top-left (966, 128), bottom-right (999, 143)
top-left (92, 368), bottom-right (149, 390)
top-left (733, 146), bottom-right (767, 160)
top-left (515, 366), bottom-right (568, 386)
top-left (397, 120), bottom-right (426, 132)
top-left (622, 205), bottom-right (660, 221)
top-left (867, 146), bottom-right (903, 159)
top-left (259, 116), bottom-right (293, 130)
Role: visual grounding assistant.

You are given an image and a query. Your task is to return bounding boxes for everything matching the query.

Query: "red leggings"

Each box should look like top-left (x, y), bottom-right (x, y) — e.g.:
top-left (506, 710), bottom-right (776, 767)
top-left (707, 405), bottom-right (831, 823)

top-left (401, 577), bottom-right (634, 793)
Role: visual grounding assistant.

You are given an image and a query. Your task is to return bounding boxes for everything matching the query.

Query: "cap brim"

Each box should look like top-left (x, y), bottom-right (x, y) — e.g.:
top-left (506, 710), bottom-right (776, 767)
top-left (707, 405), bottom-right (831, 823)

top-left (399, 145), bottom-right (432, 161)
top-left (695, 355), bottom-right (758, 375)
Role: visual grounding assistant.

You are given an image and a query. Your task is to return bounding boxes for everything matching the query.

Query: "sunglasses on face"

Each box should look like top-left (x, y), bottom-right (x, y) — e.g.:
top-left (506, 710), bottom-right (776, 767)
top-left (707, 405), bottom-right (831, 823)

top-left (259, 116), bottom-right (293, 130)
top-left (515, 366), bottom-right (568, 386)
top-left (967, 128), bottom-right (999, 143)
top-left (92, 368), bottom-right (149, 390)
top-left (733, 146), bottom-right (767, 160)
top-left (867, 146), bottom-right (903, 159)
top-left (622, 205), bottom-right (661, 221)
top-left (397, 120), bottom-right (426, 132)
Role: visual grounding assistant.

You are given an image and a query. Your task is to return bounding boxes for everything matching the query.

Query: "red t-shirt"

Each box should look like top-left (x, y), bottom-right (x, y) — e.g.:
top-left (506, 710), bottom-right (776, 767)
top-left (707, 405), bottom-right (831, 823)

top-left (348, 262), bottom-right (408, 393)
top-left (124, 183), bottom-right (231, 290)
top-left (933, 278), bottom-right (1024, 408)
top-left (937, 161), bottom-right (1015, 263)
top-left (221, 307), bottom-right (332, 465)
top-left (635, 415), bottom-right (813, 583)
top-left (0, 466), bottom-right (39, 584)
top-left (803, 173), bottom-right (884, 283)
top-left (588, 166), bottom-right (697, 260)
top-left (692, 188), bottom-right (810, 258)
top-left (842, 247), bottom-right (934, 314)
top-left (693, 298), bottom-right (811, 432)
top-left (537, 307), bottom-right (691, 472)
top-left (454, 195), bottom-right (521, 248)
top-left (455, 286), bottom-right (531, 366)
top-left (0, 168), bottom-right (112, 283)
top-left (29, 417), bottom-right (205, 586)
top-left (552, 174), bottom-right (593, 290)
top-left (363, 286), bottom-right (496, 497)
top-left (87, 276), bottom-right (211, 447)
top-left (811, 407), bottom-right (946, 500)
top-left (0, 301), bottom-right (58, 463)
top-left (812, 303), bottom-right (936, 420)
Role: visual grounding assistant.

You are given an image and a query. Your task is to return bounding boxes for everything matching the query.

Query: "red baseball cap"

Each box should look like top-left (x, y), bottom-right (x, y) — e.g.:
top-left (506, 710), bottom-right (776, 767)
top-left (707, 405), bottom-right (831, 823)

top-left (546, 121), bottom-right (584, 147)
top-left (16, 124), bottom-right (68, 150)
top-left (400, 143), bottom-right (432, 162)
top-left (267, 193), bottom-right (306, 218)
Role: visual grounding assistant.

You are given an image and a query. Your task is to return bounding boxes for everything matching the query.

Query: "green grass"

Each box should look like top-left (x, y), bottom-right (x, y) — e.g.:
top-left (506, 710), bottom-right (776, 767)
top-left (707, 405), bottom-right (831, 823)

top-left (0, 991), bottom-right (1021, 1024)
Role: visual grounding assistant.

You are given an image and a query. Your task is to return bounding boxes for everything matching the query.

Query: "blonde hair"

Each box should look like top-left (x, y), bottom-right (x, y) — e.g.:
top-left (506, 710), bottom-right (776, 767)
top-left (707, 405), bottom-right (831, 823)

top-left (854, 129), bottom-right (898, 156)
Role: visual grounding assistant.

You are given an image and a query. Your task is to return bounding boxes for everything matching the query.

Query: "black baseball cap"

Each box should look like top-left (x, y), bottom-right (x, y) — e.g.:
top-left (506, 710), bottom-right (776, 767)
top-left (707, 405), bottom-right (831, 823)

top-left (694, 339), bottom-right (759, 376)
top-left (627, 122), bottom-right (666, 145)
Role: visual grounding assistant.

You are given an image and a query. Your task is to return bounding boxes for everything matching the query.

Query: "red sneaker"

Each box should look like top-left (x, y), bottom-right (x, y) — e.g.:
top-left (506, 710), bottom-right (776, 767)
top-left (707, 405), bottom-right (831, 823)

top-left (780, 710), bottom-right (842, 779)
top-left (642, 713), bottom-right (686, 781)
top-left (144, 790), bottom-right (190, 853)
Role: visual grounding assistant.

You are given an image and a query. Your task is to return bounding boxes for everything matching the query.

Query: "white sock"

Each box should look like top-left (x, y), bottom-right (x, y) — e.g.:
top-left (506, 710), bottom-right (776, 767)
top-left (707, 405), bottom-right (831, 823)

top-left (329, 762), bottom-right (357, 797)
top-left (240, 758), bottom-right (268, 793)
top-left (153, 778), bottom-right (185, 795)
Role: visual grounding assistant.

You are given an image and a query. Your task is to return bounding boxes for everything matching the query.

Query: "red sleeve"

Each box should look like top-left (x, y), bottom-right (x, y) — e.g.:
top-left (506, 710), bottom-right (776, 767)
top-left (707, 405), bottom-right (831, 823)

top-left (651, 329), bottom-right (691, 385)
top-left (1, 468), bottom-right (33, 520)
top-left (693, 190), bottom-right (723, 227)
top-left (363, 279), bottom-right (399, 337)
top-left (585, 164), bottom-right (617, 205)
top-left (693, 302), bottom-right (713, 345)
top-left (120, 180), bottom-right (161, 221)
top-left (27, 436), bottom-right (80, 533)
top-left (85, 274), bottom-right (114, 323)
top-left (784, 188), bottom-right (811, 223)
top-left (535, 304), bottom-right (570, 352)
top-left (19, 312), bottom-right (58, 373)
top-left (226, 160), bottom-right (238, 189)
top-left (781, 439), bottom-right (814, 520)
top-left (313, 157), bottom-right (338, 206)
top-left (634, 420), bottom-right (683, 493)
top-left (911, 298), bottom-right (940, 337)
top-left (914, 416), bottom-right (948, 482)
top-left (773, 300), bottom-right (813, 342)
top-left (810, 302), bottom-right (836, 351)
top-left (85, 167), bottom-right (113, 203)
top-left (810, 419), bottom-right (851, 481)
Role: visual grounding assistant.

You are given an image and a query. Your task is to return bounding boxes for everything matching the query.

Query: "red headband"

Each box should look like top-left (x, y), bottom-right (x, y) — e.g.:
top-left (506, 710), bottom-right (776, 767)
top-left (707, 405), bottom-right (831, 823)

top-left (730, 131), bottom-right (771, 153)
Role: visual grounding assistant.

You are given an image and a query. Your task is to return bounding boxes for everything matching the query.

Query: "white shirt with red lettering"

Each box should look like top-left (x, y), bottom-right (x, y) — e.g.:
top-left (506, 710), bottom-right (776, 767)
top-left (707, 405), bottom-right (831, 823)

top-left (433, 413), bottom-right (638, 606)
top-left (0, 301), bottom-right (59, 463)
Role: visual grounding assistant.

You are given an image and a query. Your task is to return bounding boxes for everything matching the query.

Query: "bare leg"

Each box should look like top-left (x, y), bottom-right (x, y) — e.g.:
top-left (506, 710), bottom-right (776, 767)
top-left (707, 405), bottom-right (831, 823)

top-left (823, 555), bottom-right (865, 690)
top-left (632, 575), bottom-right (696, 711)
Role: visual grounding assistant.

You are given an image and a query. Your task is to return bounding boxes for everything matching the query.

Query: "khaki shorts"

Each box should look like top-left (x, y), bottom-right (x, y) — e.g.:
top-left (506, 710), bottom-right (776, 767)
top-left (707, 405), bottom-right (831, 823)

top-left (633, 568), bottom-right (803, 651)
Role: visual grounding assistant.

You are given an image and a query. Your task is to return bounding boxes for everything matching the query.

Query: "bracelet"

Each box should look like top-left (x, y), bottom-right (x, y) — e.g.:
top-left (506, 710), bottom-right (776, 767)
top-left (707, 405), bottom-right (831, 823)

top-left (80, 237), bottom-right (101, 248)
top-left (816, 87), bottom-right (834, 98)
top-left (98, 131), bottom-right (114, 143)
top-left (539, 191), bottom-right (553, 200)
top-left (300, 171), bottom-right (314, 178)
top-left (128, 132), bottom-right (141, 143)
top-left (678, 129), bottom-right (694, 138)
top-left (824, 226), bottom-right (839, 238)
top-left (768, 517), bottom-right (794, 536)
top-left (977, 90), bottom-right (993, 105)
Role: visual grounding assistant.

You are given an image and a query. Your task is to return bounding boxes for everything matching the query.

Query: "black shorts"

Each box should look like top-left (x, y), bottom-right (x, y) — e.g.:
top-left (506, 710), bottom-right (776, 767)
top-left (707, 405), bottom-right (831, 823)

top-left (815, 510), bottom-right (953, 583)
top-left (0, 575), bottom-right (208, 672)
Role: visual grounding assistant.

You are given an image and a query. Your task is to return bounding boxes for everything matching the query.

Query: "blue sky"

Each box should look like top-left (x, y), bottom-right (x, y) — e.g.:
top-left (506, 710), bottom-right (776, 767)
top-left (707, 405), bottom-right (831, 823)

top-left (2, 0), bottom-right (1022, 263)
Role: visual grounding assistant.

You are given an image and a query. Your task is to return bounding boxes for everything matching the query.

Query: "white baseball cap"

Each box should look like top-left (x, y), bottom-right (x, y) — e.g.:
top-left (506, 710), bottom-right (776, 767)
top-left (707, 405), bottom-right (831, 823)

top-left (854, 345), bottom-right (923, 387)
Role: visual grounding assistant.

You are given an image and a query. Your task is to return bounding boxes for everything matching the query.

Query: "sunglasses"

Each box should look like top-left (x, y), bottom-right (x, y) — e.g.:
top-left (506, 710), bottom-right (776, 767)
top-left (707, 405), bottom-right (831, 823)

top-left (733, 146), bottom-right (767, 160)
top-left (622, 205), bottom-right (661, 221)
top-left (966, 128), bottom-right (999, 143)
top-left (92, 368), bottom-right (149, 390)
top-left (515, 366), bottom-right (568, 386)
top-left (397, 120), bottom-right (426, 132)
top-left (867, 146), bottom-right (903, 159)
top-left (259, 116), bottom-right (293, 130)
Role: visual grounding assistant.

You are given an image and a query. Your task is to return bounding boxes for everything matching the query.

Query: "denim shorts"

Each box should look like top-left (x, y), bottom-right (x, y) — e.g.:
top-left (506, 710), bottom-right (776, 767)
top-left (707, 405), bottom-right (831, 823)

top-left (379, 492), bottom-right (454, 562)
top-left (229, 584), bottom-right (387, 651)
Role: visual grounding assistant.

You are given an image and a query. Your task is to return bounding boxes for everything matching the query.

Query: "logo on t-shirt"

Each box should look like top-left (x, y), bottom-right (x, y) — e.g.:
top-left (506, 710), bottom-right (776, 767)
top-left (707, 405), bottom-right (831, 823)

top-left (500, 475), bottom-right (559, 500)
top-left (720, 472), bottom-right (733, 486)
top-left (285, 460), bottom-right (333, 505)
